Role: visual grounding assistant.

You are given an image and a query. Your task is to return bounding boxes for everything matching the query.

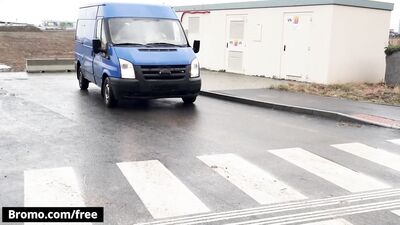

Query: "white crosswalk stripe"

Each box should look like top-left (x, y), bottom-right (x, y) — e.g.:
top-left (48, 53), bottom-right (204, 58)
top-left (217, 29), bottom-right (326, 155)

top-left (24, 167), bottom-right (88, 225)
top-left (388, 139), bottom-right (400, 146)
top-left (24, 167), bottom-right (85, 207)
top-left (269, 148), bottom-right (390, 192)
top-left (300, 219), bottom-right (354, 225)
top-left (117, 160), bottom-right (209, 219)
top-left (197, 153), bottom-right (307, 204)
top-left (332, 143), bottom-right (400, 172)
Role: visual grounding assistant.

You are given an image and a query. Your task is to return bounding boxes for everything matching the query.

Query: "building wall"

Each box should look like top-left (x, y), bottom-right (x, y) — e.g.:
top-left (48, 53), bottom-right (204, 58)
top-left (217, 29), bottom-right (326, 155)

top-left (327, 6), bottom-right (391, 84)
top-left (179, 5), bottom-right (390, 84)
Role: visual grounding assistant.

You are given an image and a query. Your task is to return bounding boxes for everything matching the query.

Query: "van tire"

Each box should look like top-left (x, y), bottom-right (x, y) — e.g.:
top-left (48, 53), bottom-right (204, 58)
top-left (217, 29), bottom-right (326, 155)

top-left (78, 68), bottom-right (89, 90)
top-left (182, 96), bottom-right (197, 104)
top-left (102, 77), bottom-right (118, 108)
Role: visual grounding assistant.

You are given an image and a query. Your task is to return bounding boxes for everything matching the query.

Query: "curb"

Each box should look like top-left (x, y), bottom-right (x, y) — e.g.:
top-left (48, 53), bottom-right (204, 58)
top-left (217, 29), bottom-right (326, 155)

top-left (200, 90), bottom-right (400, 130)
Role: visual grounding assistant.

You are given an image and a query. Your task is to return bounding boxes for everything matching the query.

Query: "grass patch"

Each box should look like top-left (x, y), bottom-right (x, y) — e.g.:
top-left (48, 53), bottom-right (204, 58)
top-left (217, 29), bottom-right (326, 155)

top-left (385, 45), bottom-right (400, 56)
top-left (270, 83), bottom-right (400, 106)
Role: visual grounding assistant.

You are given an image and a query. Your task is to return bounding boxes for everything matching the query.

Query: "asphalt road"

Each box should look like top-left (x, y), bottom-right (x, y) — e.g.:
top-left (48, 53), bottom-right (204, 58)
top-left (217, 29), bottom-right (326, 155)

top-left (0, 73), bottom-right (400, 225)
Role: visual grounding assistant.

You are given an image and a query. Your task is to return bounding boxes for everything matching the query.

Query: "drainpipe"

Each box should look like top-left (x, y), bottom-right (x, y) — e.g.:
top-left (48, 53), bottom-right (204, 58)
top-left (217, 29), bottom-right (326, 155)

top-left (180, 10), bottom-right (210, 22)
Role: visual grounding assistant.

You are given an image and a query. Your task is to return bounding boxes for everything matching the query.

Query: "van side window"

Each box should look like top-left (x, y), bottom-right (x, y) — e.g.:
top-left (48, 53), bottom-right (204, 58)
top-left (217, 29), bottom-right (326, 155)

top-left (96, 19), bottom-right (102, 40)
top-left (96, 19), bottom-right (107, 49)
top-left (76, 6), bottom-right (97, 43)
top-left (76, 20), bottom-right (96, 43)
top-left (76, 21), bottom-right (84, 40)
top-left (78, 6), bottom-right (98, 20)
top-left (101, 21), bottom-right (107, 48)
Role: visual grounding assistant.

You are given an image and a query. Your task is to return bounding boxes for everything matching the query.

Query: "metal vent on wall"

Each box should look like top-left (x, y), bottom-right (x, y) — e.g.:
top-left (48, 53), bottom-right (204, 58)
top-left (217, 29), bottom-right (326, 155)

top-left (228, 51), bottom-right (243, 72)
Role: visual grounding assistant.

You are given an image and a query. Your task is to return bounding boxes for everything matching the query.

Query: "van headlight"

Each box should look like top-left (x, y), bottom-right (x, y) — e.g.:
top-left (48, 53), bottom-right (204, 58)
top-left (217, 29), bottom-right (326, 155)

top-left (119, 58), bottom-right (135, 79)
top-left (190, 58), bottom-right (200, 78)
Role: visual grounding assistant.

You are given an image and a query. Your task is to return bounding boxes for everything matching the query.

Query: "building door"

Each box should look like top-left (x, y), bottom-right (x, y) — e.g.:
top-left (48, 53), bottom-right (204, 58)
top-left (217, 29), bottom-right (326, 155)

top-left (225, 15), bottom-right (246, 74)
top-left (280, 13), bottom-right (312, 81)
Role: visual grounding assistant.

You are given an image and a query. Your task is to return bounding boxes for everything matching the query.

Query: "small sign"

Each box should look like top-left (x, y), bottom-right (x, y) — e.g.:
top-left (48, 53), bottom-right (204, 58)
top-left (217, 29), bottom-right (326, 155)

top-left (287, 16), bottom-right (300, 24)
top-left (287, 16), bottom-right (300, 29)
top-left (229, 39), bottom-right (244, 48)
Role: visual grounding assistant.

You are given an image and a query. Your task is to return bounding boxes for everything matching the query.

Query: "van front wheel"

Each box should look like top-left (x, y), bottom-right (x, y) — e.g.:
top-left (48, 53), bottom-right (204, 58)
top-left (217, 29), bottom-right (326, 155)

top-left (182, 96), bottom-right (197, 104)
top-left (78, 68), bottom-right (89, 90)
top-left (102, 77), bottom-right (118, 108)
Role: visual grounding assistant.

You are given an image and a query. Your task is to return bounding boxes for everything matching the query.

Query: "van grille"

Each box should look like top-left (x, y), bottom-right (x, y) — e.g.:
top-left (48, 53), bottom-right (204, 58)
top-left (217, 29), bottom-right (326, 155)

top-left (140, 65), bottom-right (187, 80)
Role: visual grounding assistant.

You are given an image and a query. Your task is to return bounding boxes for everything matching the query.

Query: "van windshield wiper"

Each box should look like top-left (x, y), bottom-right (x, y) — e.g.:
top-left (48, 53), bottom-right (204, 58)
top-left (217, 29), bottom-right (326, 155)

top-left (145, 42), bottom-right (186, 47)
top-left (113, 43), bottom-right (146, 46)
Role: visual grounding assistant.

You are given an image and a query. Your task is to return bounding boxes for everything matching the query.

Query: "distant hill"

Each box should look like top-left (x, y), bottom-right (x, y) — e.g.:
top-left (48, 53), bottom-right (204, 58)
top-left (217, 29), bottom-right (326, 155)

top-left (0, 25), bottom-right (41, 32)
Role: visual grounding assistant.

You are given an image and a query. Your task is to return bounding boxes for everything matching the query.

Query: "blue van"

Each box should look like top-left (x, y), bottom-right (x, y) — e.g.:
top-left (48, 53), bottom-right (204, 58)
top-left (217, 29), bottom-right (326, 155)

top-left (75, 3), bottom-right (201, 107)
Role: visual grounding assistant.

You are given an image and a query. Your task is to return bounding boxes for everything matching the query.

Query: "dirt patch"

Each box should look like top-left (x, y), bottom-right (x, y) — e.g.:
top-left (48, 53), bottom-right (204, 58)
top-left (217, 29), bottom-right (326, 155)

top-left (390, 38), bottom-right (400, 46)
top-left (0, 31), bottom-right (75, 71)
top-left (270, 83), bottom-right (400, 106)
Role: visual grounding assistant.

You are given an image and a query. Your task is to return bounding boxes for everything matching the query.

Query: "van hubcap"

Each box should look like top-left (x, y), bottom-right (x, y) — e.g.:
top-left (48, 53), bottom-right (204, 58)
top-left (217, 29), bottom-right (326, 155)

top-left (79, 71), bottom-right (83, 86)
top-left (105, 83), bottom-right (110, 102)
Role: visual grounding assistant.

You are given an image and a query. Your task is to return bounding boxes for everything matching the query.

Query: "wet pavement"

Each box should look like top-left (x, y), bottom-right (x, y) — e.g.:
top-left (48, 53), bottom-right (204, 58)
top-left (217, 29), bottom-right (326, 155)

top-left (0, 72), bottom-right (400, 225)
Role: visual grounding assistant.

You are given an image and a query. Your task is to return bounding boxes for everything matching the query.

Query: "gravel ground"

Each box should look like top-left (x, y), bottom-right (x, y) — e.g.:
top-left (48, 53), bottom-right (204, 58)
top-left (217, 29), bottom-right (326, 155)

top-left (271, 82), bottom-right (400, 106)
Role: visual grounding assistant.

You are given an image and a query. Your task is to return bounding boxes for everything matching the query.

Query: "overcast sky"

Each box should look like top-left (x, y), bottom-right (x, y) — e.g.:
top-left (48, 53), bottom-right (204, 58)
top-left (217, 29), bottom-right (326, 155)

top-left (0, 0), bottom-right (398, 30)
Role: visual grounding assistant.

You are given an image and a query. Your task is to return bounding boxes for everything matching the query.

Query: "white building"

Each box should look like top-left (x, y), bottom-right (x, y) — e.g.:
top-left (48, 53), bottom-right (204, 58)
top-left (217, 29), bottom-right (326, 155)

top-left (39, 21), bottom-right (76, 31)
top-left (175, 0), bottom-right (393, 84)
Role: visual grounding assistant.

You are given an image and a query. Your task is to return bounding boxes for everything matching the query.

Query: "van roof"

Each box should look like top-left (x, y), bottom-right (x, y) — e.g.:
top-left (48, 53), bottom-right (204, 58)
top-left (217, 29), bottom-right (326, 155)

top-left (79, 2), bottom-right (178, 20)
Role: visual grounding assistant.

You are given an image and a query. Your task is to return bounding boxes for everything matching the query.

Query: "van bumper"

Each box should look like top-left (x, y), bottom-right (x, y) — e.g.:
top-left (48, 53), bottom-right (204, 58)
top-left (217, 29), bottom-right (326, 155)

top-left (108, 77), bottom-right (201, 99)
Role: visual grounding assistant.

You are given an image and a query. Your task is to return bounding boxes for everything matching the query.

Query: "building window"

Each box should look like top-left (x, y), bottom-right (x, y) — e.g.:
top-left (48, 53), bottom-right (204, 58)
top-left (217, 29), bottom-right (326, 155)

top-left (229, 20), bottom-right (245, 40)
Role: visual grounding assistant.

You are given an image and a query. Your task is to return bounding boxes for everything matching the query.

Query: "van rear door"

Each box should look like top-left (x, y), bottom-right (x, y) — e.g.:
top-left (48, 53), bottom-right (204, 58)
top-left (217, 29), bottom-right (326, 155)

top-left (93, 18), bottom-right (108, 85)
top-left (76, 6), bottom-right (98, 82)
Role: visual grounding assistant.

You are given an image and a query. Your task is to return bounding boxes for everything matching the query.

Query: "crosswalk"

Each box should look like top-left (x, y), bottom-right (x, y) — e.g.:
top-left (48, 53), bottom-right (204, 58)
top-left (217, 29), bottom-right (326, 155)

top-left (21, 139), bottom-right (400, 224)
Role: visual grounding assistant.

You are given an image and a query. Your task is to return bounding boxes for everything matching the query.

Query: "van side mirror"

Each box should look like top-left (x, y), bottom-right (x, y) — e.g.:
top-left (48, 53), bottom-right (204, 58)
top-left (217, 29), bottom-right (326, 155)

top-left (92, 39), bottom-right (101, 54)
top-left (193, 40), bottom-right (200, 53)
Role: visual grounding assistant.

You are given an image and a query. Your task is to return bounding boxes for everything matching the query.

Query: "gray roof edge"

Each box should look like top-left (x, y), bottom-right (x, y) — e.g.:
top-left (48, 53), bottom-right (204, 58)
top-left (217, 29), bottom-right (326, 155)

top-left (173, 0), bottom-right (394, 12)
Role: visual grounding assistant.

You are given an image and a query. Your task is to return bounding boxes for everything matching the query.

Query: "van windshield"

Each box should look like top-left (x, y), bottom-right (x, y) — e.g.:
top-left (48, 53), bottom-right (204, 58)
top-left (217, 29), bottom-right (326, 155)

top-left (108, 18), bottom-right (188, 47)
